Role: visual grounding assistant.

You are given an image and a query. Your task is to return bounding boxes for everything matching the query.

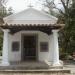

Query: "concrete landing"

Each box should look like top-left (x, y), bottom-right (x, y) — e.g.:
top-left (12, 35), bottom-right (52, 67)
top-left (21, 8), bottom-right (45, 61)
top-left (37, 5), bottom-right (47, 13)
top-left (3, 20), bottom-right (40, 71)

top-left (0, 61), bottom-right (63, 70)
top-left (0, 62), bottom-right (71, 75)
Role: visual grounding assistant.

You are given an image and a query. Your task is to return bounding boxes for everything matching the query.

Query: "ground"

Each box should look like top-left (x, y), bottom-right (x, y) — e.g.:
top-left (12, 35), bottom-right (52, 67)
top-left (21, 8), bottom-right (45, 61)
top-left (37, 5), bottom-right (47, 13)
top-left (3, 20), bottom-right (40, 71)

top-left (0, 57), bottom-right (75, 75)
top-left (64, 60), bottom-right (75, 75)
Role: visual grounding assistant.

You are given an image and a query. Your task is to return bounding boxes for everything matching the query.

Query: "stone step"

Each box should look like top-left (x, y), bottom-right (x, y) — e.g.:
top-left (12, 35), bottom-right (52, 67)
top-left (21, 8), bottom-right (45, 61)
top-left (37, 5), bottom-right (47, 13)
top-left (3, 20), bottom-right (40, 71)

top-left (0, 65), bottom-right (64, 70)
top-left (0, 69), bottom-right (71, 75)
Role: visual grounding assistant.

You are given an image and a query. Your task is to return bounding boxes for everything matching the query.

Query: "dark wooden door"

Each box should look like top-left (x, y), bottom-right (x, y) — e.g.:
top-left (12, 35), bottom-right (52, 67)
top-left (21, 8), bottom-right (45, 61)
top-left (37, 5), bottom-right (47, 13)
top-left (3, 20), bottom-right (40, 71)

top-left (23, 35), bottom-right (36, 61)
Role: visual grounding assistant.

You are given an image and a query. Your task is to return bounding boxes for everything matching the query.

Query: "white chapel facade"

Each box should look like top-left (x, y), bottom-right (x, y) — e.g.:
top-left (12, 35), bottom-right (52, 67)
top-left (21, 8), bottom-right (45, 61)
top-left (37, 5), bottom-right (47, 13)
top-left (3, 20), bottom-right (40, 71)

top-left (0, 7), bottom-right (62, 66)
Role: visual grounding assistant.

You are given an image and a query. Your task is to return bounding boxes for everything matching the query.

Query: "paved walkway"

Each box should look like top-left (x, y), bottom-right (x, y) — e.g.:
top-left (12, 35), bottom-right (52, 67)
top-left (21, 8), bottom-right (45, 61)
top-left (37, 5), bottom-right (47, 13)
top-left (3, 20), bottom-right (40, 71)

top-left (64, 64), bottom-right (75, 74)
top-left (63, 60), bottom-right (75, 75)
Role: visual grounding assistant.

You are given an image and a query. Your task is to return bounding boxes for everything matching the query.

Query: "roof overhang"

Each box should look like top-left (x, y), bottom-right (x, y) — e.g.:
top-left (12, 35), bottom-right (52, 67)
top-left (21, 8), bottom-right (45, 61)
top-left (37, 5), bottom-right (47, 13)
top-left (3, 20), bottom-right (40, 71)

top-left (0, 24), bottom-right (64, 35)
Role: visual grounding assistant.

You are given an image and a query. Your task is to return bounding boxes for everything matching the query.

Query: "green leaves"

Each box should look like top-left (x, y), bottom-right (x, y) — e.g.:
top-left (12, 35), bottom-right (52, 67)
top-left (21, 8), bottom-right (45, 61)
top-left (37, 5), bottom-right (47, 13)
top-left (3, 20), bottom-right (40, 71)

top-left (59, 1), bottom-right (75, 54)
top-left (0, 32), bottom-right (3, 51)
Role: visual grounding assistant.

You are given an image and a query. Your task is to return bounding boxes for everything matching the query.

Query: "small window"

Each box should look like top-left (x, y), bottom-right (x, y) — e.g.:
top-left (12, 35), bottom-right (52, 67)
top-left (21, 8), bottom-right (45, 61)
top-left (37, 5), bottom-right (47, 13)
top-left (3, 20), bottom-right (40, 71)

top-left (40, 42), bottom-right (48, 52)
top-left (12, 41), bottom-right (19, 51)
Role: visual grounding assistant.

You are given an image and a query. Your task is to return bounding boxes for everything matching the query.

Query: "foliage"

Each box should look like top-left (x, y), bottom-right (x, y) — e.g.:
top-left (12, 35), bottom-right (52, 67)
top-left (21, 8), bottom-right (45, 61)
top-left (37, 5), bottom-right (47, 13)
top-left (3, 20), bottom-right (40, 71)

top-left (0, 32), bottom-right (3, 52)
top-left (59, 0), bottom-right (75, 54)
top-left (0, 0), bottom-right (13, 51)
top-left (43, 0), bottom-right (75, 55)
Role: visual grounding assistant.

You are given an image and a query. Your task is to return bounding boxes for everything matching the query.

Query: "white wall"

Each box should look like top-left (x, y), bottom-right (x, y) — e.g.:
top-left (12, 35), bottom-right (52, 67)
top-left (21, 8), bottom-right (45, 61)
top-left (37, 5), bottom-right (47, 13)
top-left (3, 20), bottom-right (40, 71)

top-left (8, 31), bottom-right (53, 62)
top-left (8, 32), bottom-right (21, 61)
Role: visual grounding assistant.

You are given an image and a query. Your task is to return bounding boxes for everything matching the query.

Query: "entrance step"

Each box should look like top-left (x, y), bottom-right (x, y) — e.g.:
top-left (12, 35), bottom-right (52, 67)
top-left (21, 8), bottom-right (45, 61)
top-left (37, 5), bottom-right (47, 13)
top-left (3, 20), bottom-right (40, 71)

top-left (0, 61), bottom-right (64, 70)
top-left (0, 69), bottom-right (71, 75)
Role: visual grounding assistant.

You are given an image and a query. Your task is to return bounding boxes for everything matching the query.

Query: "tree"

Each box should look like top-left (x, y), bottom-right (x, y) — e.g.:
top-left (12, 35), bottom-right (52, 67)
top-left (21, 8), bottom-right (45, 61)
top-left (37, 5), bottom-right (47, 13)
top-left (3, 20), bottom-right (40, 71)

top-left (7, 7), bottom-right (13, 15)
top-left (43, 0), bottom-right (75, 55)
top-left (0, 0), bottom-right (8, 18)
top-left (0, 0), bottom-right (12, 54)
top-left (0, 0), bottom-right (6, 54)
top-left (58, 0), bottom-right (75, 54)
top-left (66, 0), bottom-right (75, 54)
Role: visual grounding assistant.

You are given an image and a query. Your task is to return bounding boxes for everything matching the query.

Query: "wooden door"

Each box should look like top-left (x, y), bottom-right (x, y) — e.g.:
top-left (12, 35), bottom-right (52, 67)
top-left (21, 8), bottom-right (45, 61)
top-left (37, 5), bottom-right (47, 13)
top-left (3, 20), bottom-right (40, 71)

top-left (23, 35), bottom-right (36, 61)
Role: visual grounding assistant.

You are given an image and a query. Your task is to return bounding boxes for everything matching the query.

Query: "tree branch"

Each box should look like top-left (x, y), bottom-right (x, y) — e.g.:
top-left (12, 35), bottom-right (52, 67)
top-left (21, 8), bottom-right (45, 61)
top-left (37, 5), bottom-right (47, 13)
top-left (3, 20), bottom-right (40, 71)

top-left (45, 0), bottom-right (55, 8)
top-left (55, 7), bottom-right (65, 15)
top-left (66, 0), bottom-right (70, 7)
top-left (61, 0), bottom-right (67, 10)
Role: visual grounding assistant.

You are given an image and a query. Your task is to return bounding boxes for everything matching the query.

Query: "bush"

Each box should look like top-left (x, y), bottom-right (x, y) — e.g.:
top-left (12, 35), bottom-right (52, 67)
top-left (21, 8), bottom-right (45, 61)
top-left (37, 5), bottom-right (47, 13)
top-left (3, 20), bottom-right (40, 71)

top-left (60, 53), bottom-right (71, 60)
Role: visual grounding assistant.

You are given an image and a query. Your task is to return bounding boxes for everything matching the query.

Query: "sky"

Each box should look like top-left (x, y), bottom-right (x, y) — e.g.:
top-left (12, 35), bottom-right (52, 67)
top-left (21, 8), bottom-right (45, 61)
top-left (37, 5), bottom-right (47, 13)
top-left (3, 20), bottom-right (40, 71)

top-left (6, 0), bottom-right (61, 13)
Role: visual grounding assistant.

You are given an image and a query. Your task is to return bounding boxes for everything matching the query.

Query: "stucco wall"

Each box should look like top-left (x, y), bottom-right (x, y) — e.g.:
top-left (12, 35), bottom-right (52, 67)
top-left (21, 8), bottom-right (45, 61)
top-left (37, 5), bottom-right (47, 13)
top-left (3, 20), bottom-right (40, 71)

top-left (8, 31), bottom-right (53, 62)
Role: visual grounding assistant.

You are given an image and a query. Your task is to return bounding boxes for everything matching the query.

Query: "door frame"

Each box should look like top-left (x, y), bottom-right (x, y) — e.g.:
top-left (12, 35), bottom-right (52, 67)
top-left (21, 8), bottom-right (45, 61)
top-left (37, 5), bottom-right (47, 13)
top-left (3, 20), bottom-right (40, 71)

top-left (21, 33), bottom-right (38, 61)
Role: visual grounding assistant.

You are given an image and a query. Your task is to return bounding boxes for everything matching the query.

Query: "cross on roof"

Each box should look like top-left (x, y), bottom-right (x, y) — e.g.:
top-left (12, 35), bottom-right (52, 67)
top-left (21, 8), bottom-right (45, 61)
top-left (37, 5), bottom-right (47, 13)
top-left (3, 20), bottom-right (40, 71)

top-left (28, 0), bottom-right (33, 8)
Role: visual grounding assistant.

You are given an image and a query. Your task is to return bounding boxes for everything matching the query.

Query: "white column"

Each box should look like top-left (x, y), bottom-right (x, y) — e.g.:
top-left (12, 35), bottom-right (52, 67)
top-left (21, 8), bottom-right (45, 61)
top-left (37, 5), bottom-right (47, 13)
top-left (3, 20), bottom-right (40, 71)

top-left (52, 30), bottom-right (61, 66)
top-left (1, 29), bottom-right (10, 66)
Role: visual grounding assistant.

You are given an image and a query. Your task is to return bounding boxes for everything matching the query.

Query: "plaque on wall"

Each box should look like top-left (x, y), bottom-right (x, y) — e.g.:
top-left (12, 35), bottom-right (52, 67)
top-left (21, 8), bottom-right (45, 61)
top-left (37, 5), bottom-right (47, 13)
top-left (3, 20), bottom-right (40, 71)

top-left (12, 41), bottom-right (19, 51)
top-left (40, 42), bottom-right (48, 52)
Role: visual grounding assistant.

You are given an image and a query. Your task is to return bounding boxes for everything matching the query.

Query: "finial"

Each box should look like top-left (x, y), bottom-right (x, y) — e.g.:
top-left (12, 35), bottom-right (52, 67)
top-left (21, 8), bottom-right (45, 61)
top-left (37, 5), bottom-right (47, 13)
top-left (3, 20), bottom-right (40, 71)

top-left (28, 0), bottom-right (33, 8)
